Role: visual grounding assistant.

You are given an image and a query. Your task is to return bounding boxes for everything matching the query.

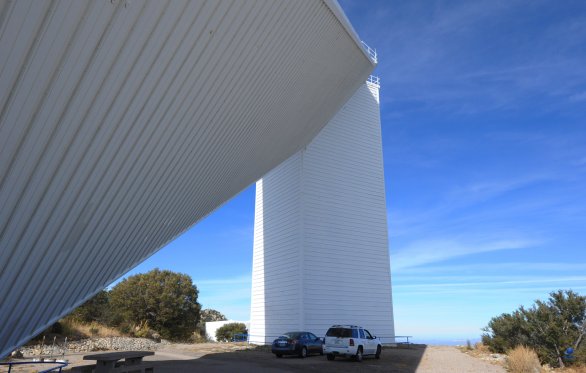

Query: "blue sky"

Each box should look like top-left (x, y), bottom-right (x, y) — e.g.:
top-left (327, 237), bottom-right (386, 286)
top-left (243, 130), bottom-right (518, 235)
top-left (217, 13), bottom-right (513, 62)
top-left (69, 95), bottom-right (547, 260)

top-left (123, 1), bottom-right (586, 343)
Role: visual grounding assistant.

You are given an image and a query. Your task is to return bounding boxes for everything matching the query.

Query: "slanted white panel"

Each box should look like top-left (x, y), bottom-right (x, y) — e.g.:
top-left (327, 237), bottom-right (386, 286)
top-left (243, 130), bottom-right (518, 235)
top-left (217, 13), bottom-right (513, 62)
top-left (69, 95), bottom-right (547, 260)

top-left (251, 81), bottom-right (394, 342)
top-left (0, 0), bottom-right (375, 357)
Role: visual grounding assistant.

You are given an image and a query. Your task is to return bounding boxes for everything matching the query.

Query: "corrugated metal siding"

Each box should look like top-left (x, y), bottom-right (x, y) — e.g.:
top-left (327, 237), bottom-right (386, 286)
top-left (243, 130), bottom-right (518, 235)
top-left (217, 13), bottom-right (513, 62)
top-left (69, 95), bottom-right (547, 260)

top-left (250, 82), bottom-right (394, 342)
top-left (0, 0), bottom-right (375, 357)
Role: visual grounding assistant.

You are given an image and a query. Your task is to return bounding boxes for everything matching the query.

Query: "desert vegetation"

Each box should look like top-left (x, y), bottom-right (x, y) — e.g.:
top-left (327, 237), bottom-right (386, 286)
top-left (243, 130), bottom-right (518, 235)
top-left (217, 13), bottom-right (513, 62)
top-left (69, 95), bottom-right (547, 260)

top-left (32, 269), bottom-right (227, 344)
top-left (482, 290), bottom-right (586, 368)
top-left (506, 345), bottom-right (543, 373)
top-left (215, 323), bottom-right (248, 342)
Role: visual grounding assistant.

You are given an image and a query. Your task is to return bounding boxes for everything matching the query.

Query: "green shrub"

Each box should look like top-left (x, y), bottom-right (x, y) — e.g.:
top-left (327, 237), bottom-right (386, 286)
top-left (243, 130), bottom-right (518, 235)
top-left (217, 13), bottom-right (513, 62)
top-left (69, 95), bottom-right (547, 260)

top-left (200, 309), bottom-right (227, 322)
top-left (215, 323), bottom-right (247, 342)
top-left (109, 269), bottom-right (201, 340)
top-left (68, 291), bottom-right (110, 324)
top-left (117, 323), bottom-right (133, 336)
top-left (483, 290), bottom-right (586, 367)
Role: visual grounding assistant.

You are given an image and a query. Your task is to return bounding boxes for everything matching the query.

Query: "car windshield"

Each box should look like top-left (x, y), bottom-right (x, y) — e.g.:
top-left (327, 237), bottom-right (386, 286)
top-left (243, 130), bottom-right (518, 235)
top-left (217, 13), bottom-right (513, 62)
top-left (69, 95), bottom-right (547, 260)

top-left (282, 332), bottom-right (302, 339)
top-left (326, 328), bottom-right (352, 338)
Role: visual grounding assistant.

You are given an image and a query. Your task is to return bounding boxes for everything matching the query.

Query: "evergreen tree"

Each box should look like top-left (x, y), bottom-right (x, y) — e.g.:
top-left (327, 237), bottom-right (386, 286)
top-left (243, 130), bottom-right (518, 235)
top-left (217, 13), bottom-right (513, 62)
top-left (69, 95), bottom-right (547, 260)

top-left (483, 290), bottom-right (586, 367)
top-left (109, 269), bottom-right (201, 340)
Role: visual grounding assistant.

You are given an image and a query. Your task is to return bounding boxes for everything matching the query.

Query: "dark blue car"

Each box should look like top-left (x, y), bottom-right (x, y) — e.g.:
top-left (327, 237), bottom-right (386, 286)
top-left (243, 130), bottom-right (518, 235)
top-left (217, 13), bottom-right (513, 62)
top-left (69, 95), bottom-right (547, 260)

top-left (272, 331), bottom-right (324, 358)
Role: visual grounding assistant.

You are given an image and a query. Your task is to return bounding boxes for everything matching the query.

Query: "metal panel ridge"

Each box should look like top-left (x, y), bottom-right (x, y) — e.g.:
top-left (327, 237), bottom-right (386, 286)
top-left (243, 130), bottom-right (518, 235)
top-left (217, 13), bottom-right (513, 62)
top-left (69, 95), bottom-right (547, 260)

top-left (0, 0), bottom-right (375, 357)
top-left (323, 0), bottom-right (378, 64)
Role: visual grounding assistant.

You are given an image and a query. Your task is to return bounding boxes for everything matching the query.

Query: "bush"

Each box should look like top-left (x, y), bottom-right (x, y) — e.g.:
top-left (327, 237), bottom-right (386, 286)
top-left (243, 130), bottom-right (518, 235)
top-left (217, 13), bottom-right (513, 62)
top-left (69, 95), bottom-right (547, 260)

top-left (200, 309), bottom-right (227, 322)
top-left (507, 346), bottom-right (543, 373)
top-left (190, 332), bottom-right (209, 343)
top-left (117, 323), bottom-right (133, 336)
top-left (483, 290), bottom-right (586, 367)
top-left (195, 308), bottom-right (228, 338)
top-left (68, 290), bottom-right (110, 324)
top-left (109, 269), bottom-right (201, 341)
top-left (215, 323), bottom-right (247, 342)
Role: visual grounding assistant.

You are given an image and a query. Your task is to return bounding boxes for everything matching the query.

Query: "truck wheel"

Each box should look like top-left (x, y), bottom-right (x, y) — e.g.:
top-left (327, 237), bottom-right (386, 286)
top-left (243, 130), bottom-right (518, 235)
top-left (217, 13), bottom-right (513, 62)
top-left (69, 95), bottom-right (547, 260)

top-left (327, 353), bottom-right (335, 361)
top-left (375, 345), bottom-right (382, 359)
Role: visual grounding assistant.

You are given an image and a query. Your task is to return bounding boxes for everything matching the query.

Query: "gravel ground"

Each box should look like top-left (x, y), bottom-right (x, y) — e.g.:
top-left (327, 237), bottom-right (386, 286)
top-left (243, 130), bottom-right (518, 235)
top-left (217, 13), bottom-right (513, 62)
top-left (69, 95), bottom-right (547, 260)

top-left (415, 346), bottom-right (506, 373)
top-left (4, 342), bottom-right (507, 372)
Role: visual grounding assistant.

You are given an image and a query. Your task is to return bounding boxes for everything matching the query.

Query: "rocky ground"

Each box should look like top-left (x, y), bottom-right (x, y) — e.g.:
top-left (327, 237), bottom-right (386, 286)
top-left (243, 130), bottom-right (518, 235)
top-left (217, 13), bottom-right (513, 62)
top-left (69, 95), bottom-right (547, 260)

top-left (15, 337), bottom-right (171, 358)
top-left (458, 345), bottom-right (507, 367)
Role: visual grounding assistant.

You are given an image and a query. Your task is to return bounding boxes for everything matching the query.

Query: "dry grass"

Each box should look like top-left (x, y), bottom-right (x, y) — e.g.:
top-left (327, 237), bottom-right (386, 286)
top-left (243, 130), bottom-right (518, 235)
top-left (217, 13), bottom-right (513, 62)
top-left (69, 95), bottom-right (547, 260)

top-left (475, 342), bottom-right (491, 354)
top-left (61, 319), bottom-right (122, 339)
top-left (507, 346), bottom-right (544, 373)
top-left (558, 367), bottom-right (586, 373)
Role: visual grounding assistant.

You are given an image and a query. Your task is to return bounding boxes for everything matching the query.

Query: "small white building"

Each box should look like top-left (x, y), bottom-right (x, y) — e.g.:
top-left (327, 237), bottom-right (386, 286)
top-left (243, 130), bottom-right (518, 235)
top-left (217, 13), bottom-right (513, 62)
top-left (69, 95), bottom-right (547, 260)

top-left (205, 320), bottom-right (251, 342)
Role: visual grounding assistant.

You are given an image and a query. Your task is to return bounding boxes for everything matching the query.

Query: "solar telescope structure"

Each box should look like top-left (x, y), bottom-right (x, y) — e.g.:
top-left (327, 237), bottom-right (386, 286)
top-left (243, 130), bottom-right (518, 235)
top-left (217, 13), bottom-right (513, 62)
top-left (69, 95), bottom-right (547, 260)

top-left (250, 79), bottom-right (395, 344)
top-left (0, 0), bottom-right (392, 357)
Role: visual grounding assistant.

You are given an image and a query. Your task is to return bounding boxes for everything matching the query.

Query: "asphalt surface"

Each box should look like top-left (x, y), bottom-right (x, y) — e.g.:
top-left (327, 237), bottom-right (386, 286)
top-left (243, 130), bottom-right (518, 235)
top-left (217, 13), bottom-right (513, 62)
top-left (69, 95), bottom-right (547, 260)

top-left (142, 345), bottom-right (427, 373)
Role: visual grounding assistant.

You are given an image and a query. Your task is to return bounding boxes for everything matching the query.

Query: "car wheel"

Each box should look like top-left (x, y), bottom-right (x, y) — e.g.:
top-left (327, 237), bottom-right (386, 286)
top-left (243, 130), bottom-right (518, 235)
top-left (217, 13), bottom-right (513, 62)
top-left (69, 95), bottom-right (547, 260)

top-left (299, 346), bottom-right (307, 358)
top-left (355, 347), bottom-right (363, 362)
top-left (327, 353), bottom-right (335, 361)
top-left (276, 354), bottom-right (282, 358)
top-left (375, 345), bottom-right (382, 359)
top-left (320, 347), bottom-right (324, 356)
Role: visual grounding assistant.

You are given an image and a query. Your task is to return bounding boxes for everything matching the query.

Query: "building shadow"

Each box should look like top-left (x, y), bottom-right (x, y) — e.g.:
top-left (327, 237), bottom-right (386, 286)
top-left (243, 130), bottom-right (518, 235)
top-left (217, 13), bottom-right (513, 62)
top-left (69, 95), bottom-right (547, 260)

top-left (65, 344), bottom-right (427, 373)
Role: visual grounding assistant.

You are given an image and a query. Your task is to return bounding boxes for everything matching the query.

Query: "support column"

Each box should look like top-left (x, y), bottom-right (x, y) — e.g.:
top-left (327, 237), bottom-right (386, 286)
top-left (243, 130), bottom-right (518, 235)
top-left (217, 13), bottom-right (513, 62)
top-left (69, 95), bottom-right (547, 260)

top-left (250, 80), bottom-right (394, 344)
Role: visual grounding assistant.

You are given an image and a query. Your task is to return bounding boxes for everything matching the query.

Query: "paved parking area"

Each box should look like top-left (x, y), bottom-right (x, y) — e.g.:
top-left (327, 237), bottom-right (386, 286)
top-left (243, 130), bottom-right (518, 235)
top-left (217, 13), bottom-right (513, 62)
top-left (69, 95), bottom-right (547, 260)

top-left (51, 343), bottom-right (503, 373)
top-left (143, 345), bottom-right (426, 373)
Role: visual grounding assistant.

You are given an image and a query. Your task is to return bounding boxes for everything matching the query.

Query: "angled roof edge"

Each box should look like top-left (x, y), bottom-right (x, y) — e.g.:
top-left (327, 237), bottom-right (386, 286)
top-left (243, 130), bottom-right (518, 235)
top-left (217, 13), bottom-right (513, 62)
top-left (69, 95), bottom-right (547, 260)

top-left (323, 0), bottom-right (377, 65)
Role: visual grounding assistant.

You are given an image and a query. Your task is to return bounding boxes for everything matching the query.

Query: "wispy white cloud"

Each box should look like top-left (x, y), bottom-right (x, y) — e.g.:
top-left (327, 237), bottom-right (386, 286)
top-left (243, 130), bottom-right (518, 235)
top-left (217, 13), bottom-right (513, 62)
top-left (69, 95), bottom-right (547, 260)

top-left (392, 237), bottom-right (538, 270)
top-left (194, 275), bottom-right (251, 286)
top-left (446, 174), bottom-right (553, 205)
top-left (346, 0), bottom-right (586, 115)
top-left (394, 276), bottom-right (586, 290)
top-left (389, 173), bottom-right (554, 238)
top-left (397, 262), bottom-right (586, 275)
top-left (195, 275), bottom-right (251, 320)
top-left (569, 91), bottom-right (586, 102)
top-left (393, 285), bottom-right (586, 298)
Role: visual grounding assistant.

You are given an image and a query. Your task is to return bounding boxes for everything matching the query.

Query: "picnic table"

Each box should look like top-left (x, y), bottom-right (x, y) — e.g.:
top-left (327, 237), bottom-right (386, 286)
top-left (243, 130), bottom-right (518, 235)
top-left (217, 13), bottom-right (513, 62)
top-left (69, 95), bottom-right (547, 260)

top-left (82, 351), bottom-right (154, 373)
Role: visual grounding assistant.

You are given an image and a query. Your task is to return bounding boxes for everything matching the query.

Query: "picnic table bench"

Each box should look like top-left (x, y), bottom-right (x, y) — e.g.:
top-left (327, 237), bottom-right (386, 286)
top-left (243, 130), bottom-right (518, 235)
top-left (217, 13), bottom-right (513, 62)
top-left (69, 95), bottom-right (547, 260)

top-left (79, 351), bottom-right (154, 373)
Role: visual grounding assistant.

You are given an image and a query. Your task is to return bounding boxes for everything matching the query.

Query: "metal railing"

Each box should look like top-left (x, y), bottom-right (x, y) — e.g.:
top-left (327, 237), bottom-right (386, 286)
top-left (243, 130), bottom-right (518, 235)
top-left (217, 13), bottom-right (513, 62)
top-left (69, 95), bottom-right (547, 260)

top-left (0, 360), bottom-right (68, 373)
top-left (367, 75), bottom-right (380, 87)
top-left (244, 334), bottom-right (409, 346)
top-left (241, 334), bottom-right (280, 345)
top-left (361, 41), bottom-right (378, 63)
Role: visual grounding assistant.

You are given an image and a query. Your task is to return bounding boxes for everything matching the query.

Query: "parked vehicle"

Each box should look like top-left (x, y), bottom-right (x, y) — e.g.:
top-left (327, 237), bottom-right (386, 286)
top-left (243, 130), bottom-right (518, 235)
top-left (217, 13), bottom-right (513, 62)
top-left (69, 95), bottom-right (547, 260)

top-left (271, 331), bottom-right (324, 358)
top-left (323, 325), bottom-right (382, 362)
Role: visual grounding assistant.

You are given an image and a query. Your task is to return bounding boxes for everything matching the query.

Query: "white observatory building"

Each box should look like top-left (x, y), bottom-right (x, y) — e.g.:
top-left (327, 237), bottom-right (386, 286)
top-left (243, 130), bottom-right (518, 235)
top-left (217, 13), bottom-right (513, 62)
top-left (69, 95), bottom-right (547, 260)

top-left (250, 78), bottom-right (395, 343)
